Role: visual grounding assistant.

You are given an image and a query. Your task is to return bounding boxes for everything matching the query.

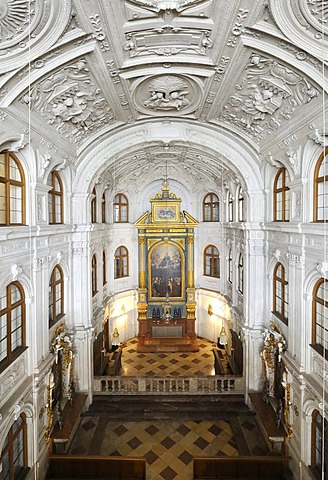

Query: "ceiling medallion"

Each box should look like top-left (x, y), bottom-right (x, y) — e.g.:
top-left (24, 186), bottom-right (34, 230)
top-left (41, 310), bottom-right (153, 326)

top-left (300, 0), bottom-right (328, 34)
top-left (134, 74), bottom-right (201, 116)
top-left (126, 0), bottom-right (206, 12)
top-left (0, 0), bottom-right (31, 44)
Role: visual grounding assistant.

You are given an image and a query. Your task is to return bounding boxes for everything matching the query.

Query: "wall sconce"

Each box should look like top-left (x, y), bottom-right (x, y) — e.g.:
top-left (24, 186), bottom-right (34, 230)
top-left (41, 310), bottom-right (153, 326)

top-left (121, 304), bottom-right (126, 315)
top-left (219, 326), bottom-right (227, 345)
top-left (208, 304), bottom-right (213, 316)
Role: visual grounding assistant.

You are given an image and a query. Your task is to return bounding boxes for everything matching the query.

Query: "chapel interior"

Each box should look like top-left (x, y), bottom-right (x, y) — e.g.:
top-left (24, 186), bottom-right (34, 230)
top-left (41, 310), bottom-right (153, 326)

top-left (0, 0), bottom-right (327, 479)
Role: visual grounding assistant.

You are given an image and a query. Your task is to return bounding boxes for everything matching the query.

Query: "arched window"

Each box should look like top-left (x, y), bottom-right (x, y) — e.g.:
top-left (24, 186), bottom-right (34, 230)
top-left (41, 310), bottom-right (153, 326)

top-left (312, 278), bottom-right (328, 357)
top-left (49, 265), bottom-right (64, 327)
top-left (273, 167), bottom-right (290, 222)
top-left (91, 187), bottom-right (97, 223)
top-left (103, 250), bottom-right (107, 286)
top-left (1, 414), bottom-right (28, 480)
top-left (228, 191), bottom-right (233, 222)
top-left (228, 248), bottom-right (233, 284)
top-left (0, 151), bottom-right (25, 226)
top-left (311, 410), bottom-right (327, 479)
top-left (313, 147), bottom-right (328, 222)
top-left (114, 246), bottom-right (129, 278)
top-left (204, 245), bottom-right (220, 278)
top-left (203, 193), bottom-right (219, 222)
top-left (273, 263), bottom-right (288, 325)
top-left (238, 187), bottom-right (245, 222)
top-left (238, 254), bottom-right (244, 294)
top-left (92, 254), bottom-right (97, 296)
top-left (0, 281), bottom-right (25, 369)
top-left (48, 171), bottom-right (63, 224)
top-left (113, 193), bottom-right (128, 223)
top-left (102, 192), bottom-right (106, 223)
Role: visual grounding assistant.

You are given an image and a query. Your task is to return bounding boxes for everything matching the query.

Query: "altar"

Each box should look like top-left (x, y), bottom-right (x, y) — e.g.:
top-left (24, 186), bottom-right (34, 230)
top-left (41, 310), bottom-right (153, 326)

top-left (134, 181), bottom-right (199, 353)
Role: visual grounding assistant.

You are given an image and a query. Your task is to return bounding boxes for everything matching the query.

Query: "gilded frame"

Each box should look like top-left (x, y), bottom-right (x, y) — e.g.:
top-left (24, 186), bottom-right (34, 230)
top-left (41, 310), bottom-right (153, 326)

top-left (148, 240), bottom-right (185, 300)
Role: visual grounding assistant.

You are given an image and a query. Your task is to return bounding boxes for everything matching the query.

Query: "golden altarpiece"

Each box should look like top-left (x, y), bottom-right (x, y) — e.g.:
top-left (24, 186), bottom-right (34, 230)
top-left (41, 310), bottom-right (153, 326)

top-left (135, 181), bottom-right (199, 352)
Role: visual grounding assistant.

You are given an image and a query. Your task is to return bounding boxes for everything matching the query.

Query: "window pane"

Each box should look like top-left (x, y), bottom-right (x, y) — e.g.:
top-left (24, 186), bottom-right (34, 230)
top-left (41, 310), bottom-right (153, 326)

top-left (0, 290), bottom-right (7, 310)
top-left (285, 190), bottom-right (290, 221)
top-left (120, 205), bottom-right (128, 222)
top-left (0, 182), bottom-right (6, 224)
top-left (0, 313), bottom-right (7, 362)
top-left (0, 153), bottom-right (5, 177)
top-left (11, 285), bottom-right (21, 305)
top-left (0, 449), bottom-right (10, 480)
top-left (277, 172), bottom-right (283, 189)
top-left (9, 158), bottom-right (22, 182)
top-left (48, 193), bottom-right (53, 223)
top-left (276, 192), bottom-right (283, 220)
top-left (318, 153), bottom-right (328, 177)
top-left (54, 175), bottom-right (61, 191)
top-left (122, 259), bottom-right (128, 276)
top-left (55, 195), bottom-right (62, 223)
top-left (317, 281), bottom-right (328, 300)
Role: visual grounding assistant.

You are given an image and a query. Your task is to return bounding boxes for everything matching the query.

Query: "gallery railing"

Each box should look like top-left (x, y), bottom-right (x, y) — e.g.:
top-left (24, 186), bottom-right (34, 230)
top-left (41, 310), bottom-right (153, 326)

top-left (93, 375), bottom-right (244, 395)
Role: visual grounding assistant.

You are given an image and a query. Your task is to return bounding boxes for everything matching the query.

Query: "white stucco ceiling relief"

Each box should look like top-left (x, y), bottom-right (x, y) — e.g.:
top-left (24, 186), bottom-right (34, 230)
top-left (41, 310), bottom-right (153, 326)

top-left (0, 0), bottom-right (72, 73)
top-left (0, 0), bottom-right (326, 199)
top-left (270, 0), bottom-right (328, 62)
top-left (73, 122), bottom-right (264, 201)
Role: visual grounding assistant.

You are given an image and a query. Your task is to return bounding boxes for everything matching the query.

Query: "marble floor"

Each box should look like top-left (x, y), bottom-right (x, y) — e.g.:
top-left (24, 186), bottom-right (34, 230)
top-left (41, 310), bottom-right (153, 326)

top-left (118, 337), bottom-right (225, 377)
top-left (68, 337), bottom-right (268, 480)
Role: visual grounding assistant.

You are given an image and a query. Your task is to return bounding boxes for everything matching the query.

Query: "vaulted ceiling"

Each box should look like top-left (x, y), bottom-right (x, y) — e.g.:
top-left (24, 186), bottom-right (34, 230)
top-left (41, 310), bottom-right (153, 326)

top-left (0, 0), bottom-right (327, 193)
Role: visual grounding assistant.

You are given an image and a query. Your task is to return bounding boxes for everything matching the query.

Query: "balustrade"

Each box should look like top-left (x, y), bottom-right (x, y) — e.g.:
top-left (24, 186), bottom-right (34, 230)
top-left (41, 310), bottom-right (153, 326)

top-left (94, 375), bottom-right (244, 395)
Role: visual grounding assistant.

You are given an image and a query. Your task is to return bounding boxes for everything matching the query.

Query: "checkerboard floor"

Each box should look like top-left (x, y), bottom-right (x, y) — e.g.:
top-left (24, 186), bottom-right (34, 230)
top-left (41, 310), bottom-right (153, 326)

top-left (69, 415), bottom-right (267, 480)
top-left (120, 337), bottom-right (218, 377)
top-left (69, 337), bottom-right (268, 479)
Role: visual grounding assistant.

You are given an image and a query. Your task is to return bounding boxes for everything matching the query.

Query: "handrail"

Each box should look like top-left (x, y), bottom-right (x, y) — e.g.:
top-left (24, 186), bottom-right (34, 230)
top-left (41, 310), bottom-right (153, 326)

top-left (93, 375), bottom-right (244, 395)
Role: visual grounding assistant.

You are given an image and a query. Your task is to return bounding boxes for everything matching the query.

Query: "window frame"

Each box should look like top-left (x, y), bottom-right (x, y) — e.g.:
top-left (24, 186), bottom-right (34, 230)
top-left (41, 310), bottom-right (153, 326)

top-left (228, 191), bottom-right (233, 222)
top-left (204, 245), bottom-right (220, 278)
top-left (1, 414), bottom-right (28, 480)
top-left (113, 193), bottom-right (129, 223)
top-left (101, 192), bottom-right (106, 223)
top-left (273, 167), bottom-right (290, 222)
top-left (0, 281), bottom-right (26, 372)
top-left (91, 188), bottom-right (97, 223)
top-left (92, 254), bottom-right (98, 296)
top-left (228, 248), bottom-right (233, 284)
top-left (114, 246), bottom-right (129, 279)
top-left (313, 147), bottom-right (328, 223)
top-left (238, 253), bottom-right (244, 294)
top-left (0, 151), bottom-right (26, 226)
top-left (272, 262), bottom-right (288, 325)
top-left (49, 265), bottom-right (64, 328)
top-left (238, 187), bottom-right (245, 222)
top-left (311, 278), bottom-right (328, 359)
top-left (48, 170), bottom-right (63, 225)
top-left (203, 192), bottom-right (220, 222)
top-left (103, 250), bottom-right (107, 286)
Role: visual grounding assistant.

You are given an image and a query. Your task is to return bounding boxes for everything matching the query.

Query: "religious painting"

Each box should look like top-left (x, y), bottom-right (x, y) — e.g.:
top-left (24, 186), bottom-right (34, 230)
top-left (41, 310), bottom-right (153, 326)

top-left (150, 243), bottom-right (182, 298)
top-left (153, 204), bottom-right (178, 222)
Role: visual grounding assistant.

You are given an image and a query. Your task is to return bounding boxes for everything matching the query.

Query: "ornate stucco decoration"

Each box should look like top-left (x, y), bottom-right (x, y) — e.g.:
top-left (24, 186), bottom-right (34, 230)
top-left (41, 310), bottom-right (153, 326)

top-left (0, 0), bottom-right (71, 73)
top-left (220, 53), bottom-right (318, 142)
top-left (45, 322), bottom-right (74, 443)
top-left (124, 25), bottom-right (212, 57)
top-left (21, 59), bottom-right (114, 145)
top-left (134, 74), bottom-right (200, 115)
top-left (125, 0), bottom-right (207, 13)
top-left (270, 0), bottom-right (328, 61)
